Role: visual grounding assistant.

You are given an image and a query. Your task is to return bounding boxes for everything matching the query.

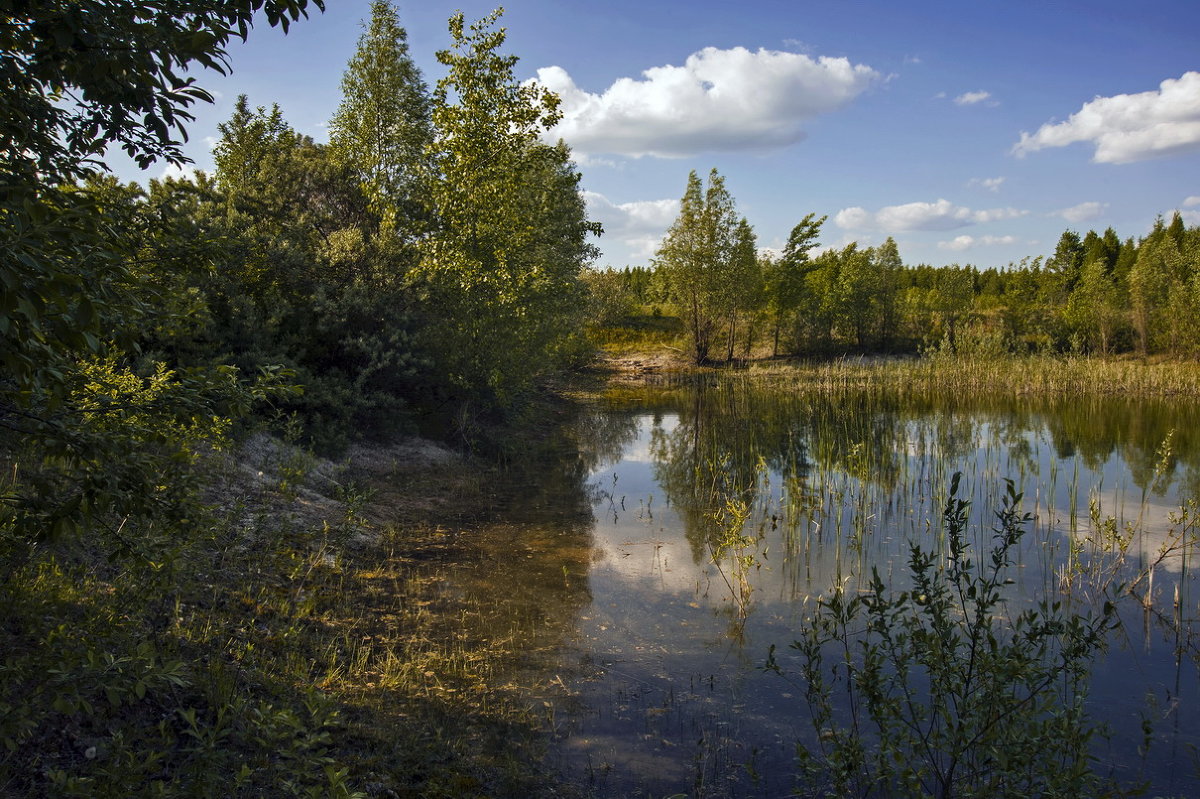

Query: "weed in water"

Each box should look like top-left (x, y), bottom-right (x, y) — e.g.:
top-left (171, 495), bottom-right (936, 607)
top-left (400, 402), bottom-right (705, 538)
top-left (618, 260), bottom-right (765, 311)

top-left (767, 473), bottom-right (1131, 798)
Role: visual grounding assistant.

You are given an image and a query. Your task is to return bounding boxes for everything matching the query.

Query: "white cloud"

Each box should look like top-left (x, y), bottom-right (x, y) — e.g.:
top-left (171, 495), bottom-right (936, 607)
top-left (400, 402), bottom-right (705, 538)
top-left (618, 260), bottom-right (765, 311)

top-left (938, 234), bottom-right (1018, 251)
top-left (572, 152), bottom-right (620, 169)
top-left (938, 236), bottom-right (975, 251)
top-left (584, 191), bottom-right (680, 261)
top-left (1012, 71), bottom-right (1200, 163)
top-left (1053, 201), bottom-right (1108, 224)
top-left (968, 176), bottom-right (1006, 192)
top-left (836, 198), bottom-right (1027, 232)
top-left (531, 46), bottom-right (879, 158)
top-left (1184, 196), bottom-right (1200, 207)
top-left (158, 163), bottom-right (197, 182)
top-left (971, 207), bottom-right (1025, 223)
top-left (833, 206), bottom-right (873, 230)
top-left (954, 90), bottom-right (992, 106)
top-left (1182, 211), bottom-right (1200, 225)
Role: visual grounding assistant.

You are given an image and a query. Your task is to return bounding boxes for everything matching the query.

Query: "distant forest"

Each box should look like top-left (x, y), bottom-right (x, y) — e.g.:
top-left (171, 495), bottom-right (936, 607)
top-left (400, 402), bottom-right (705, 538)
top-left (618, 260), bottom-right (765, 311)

top-left (590, 170), bottom-right (1200, 363)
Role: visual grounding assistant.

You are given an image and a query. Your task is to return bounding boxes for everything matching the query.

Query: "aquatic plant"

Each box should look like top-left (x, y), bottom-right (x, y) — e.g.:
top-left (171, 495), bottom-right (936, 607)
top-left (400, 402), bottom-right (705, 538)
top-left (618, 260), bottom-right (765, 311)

top-left (769, 474), bottom-right (1129, 798)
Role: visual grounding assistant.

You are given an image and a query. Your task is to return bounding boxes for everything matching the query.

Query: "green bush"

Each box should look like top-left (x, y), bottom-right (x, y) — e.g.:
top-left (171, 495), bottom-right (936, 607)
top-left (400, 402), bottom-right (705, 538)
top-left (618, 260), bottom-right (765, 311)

top-left (770, 474), bottom-right (1131, 798)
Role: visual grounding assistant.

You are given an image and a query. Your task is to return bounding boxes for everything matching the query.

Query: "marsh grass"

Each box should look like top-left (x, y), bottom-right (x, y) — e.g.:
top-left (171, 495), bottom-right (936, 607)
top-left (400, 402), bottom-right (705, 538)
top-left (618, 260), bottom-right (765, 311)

top-left (744, 354), bottom-right (1200, 397)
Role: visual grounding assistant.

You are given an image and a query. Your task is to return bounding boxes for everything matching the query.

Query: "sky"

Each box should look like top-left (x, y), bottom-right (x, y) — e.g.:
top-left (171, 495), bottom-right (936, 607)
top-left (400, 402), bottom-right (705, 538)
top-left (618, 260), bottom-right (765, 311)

top-left (111, 0), bottom-right (1200, 270)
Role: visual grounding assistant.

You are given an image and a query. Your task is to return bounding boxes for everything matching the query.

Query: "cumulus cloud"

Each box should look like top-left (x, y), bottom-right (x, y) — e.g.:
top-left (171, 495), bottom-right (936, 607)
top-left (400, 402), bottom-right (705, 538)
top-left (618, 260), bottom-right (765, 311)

top-left (955, 90), bottom-right (992, 106)
top-left (1053, 201), bottom-right (1108, 224)
top-left (531, 46), bottom-right (879, 158)
top-left (584, 191), bottom-right (679, 260)
top-left (968, 176), bottom-right (1006, 192)
top-left (833, 206), bottom-right (873, 230)
top-left (159, 163), bottom-right (197, 182)
top-left (1184, 196), bottom-right (1200, 207)
top-left (1012, 71), bottom-right (1200, 163)
top-left (938, 234), bottom-right (1018, 251)
top-left (836, 198), bottom-right (1027, 232)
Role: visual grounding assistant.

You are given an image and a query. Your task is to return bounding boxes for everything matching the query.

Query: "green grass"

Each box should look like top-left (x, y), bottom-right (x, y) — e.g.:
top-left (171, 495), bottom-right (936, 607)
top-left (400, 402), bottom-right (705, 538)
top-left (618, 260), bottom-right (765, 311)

top-left (589, 311), bottom-right (685, 355)
top-left (0, 439), bottom-right (567, 798)
top-left (742, 353), bottom-right (1200, 397)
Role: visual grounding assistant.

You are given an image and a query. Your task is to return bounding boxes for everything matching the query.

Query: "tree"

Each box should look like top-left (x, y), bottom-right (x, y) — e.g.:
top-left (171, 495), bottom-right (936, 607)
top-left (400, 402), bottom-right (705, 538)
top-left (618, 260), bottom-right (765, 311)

top-left (799, 248), bottom-right (842, 351)
top-left (2, 0), bottom-right (322, 189)
top-left (1129, 220), bottom-right (1178, 355)
top-left (927, 266), bottom-right (976, 352)
top-left (213, 95), bottom-right (297, 194)
top-left (1, 0), bottom-right (321, 545)
top-left (1046, 230), bottom-right (1086, 298)
top-left (721, 217), bottom-right (761, 360)
top-left (656, 168), bottom-right (741, 363)
top-left (834, 243), bottom-right (881, 349)
top-left (329, 0), bottom-right (433, 235)
top-left (873, 237), bottom-right (904, 350)
top-left (2, 0), bottom-right (324, 401)
top-left (1065, 258), bottom-right (1121, 354)
top-left (765, 213), bottom-right (825, 356)
top-left (413, 9), bottom-right (599, 404)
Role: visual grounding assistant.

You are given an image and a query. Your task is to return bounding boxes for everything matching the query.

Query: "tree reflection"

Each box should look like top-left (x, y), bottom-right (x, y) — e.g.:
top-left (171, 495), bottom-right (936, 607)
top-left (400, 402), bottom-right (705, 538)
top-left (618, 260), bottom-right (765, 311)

top-left (629, 379), bottom-right (1200, 567)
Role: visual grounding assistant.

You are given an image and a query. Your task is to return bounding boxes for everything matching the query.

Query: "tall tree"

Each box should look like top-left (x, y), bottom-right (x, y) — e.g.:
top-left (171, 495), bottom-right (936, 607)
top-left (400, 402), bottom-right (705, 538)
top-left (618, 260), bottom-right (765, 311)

top-left (1065, 258), bottom-right (1121, 354)
top-left (765, 213), bottom-right (825, 356)
top-left (414, 9), bottom-right (598, 403)
top-left (1129, 220), bottom-right (1177, 355)
top-left (656, 168), bottom-right (741, 363)
top-left (328, 0), bottom-right (433, 234)
top-left (873, 236), bottom-right (904, 351)
top-left (1046, 230), bottom-right (1086, 296)
top-left (928, 266), bottom-right (976, 352)
top-left (722, 217), bottom-right (760, 360)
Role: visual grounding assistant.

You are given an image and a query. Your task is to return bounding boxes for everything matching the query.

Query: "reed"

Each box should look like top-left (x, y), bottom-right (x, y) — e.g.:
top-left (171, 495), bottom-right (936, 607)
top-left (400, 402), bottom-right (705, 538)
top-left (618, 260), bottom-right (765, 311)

top-left (744, 354), bottom-right (1200, 397)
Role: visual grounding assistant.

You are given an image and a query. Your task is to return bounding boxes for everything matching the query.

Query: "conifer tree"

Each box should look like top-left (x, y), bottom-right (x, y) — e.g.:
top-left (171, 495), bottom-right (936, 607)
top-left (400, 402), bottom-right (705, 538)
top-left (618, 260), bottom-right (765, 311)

top-left (329, 0), bottom-right (433, 232)
top-left (213, 95), bottom-right (297, 194)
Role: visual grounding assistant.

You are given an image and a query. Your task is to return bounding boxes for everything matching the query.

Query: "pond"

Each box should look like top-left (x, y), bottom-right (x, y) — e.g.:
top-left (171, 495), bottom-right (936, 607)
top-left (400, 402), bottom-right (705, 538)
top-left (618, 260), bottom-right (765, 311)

top-left (448, 378), bottom-right (1200, 797)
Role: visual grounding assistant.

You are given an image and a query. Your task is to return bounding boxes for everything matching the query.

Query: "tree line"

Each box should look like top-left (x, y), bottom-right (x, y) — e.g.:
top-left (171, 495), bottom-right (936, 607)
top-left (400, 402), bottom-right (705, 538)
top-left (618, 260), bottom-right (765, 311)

top-left (594, 169), bottom-right (1200, 363)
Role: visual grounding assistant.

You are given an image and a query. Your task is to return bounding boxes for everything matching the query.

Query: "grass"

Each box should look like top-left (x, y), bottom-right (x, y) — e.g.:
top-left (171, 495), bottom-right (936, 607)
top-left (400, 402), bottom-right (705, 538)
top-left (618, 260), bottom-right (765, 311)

top-left (745, 353), bottom-right (1200, 397)
top-left (588, 311), bottom-right (685, 356)
top-left (0, 432), bottom-right (576, 798)
top-left (590, 308), bottom-right (1200, 397)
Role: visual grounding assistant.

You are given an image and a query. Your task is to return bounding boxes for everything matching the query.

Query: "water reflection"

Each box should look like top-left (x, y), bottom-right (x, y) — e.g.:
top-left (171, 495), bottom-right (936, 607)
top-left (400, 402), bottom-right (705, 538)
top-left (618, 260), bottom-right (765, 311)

top-left (542, 379), bottom-right (1200, 797)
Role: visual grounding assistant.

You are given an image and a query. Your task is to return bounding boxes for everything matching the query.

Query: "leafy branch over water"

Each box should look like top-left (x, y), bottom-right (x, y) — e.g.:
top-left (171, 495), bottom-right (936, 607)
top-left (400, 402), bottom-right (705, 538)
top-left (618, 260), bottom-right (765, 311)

top-left (768, 473), bottom-right (1130, 798)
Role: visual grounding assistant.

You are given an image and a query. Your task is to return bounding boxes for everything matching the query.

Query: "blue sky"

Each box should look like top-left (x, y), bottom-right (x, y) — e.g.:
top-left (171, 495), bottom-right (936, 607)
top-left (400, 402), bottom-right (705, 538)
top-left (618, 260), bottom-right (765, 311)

top-left (114, 0), bottom-right (1200, 269)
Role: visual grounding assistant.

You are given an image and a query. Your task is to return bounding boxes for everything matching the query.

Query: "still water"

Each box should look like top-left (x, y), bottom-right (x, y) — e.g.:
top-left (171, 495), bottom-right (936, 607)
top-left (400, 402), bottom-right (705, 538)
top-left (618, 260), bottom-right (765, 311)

top-left (465, 379), bottom-right (1200, 796)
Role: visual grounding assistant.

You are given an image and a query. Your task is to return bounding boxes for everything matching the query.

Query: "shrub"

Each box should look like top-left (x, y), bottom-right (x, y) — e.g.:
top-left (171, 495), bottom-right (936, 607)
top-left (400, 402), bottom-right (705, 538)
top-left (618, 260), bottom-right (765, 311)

top-left (769, 474), bottom-right (1131, 798)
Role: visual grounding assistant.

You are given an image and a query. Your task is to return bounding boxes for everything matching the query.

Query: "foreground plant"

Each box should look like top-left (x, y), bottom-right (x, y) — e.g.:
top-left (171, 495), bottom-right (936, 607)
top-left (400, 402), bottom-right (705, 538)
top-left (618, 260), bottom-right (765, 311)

top-left (768, 474), bottom-right (1132, 798)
